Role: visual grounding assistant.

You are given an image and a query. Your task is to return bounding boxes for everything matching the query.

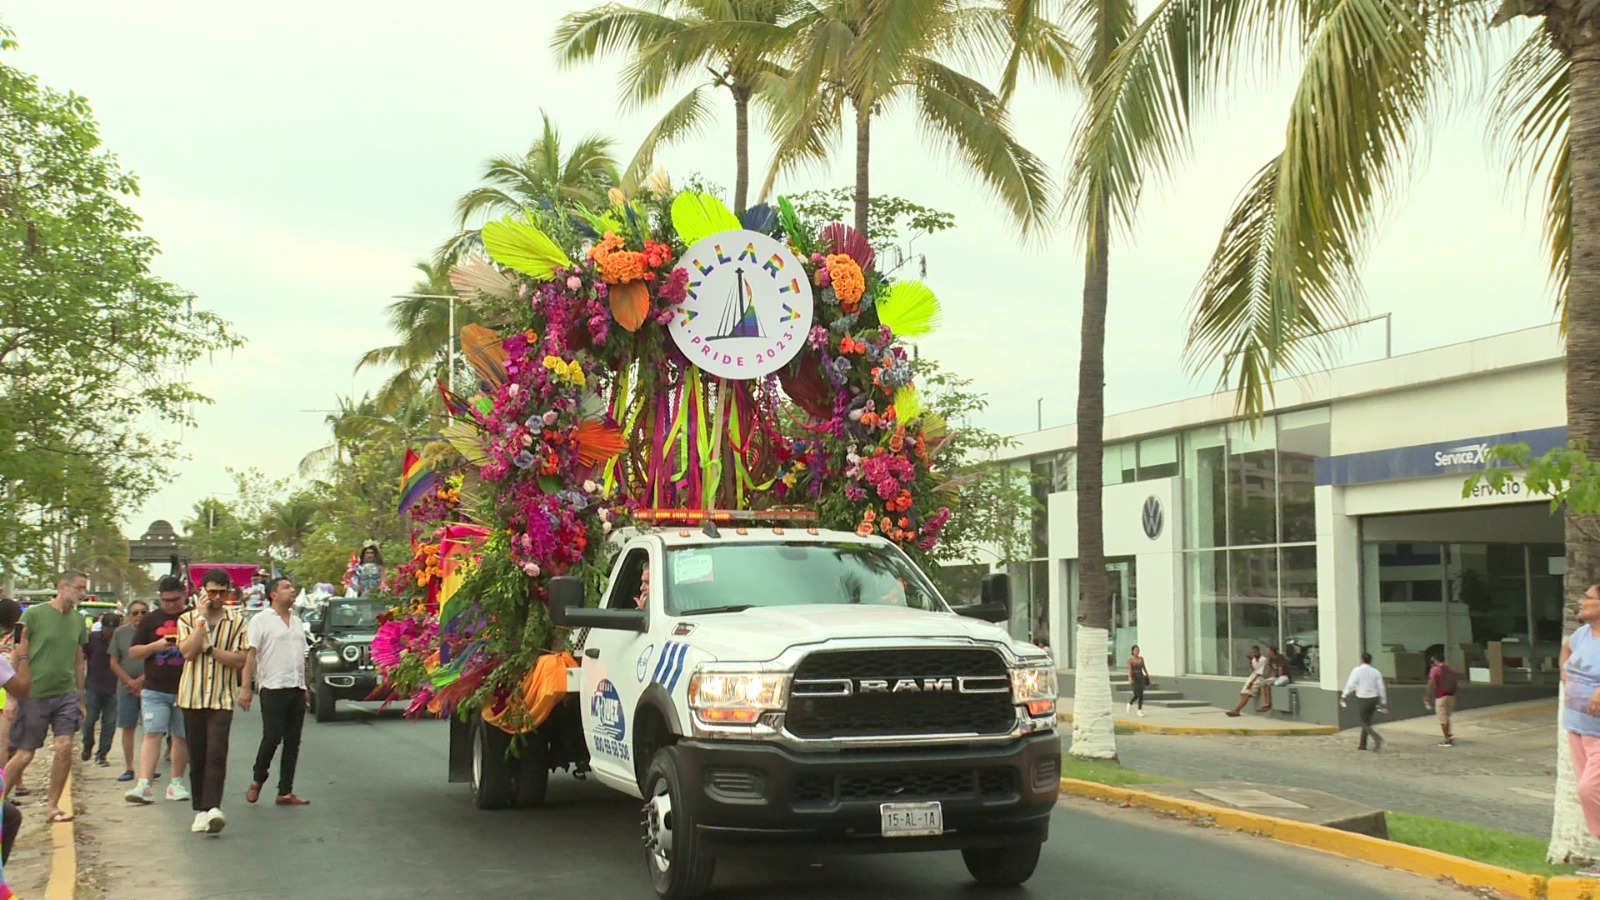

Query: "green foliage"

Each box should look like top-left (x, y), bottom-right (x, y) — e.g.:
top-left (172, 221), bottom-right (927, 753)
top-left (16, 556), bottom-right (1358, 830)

top-left (0, 35), bottom-right (240, 580)
top-left (179, 468), bottom-right (292, 568)
top-left (910, 363), bottom-right (1036, 567)
top-left (788, 188), bottom-right (957, 246)
top-left (1387, 811), bottom-right (1576, 876)
top-left (1464, 442), bottom-right (1596, 515)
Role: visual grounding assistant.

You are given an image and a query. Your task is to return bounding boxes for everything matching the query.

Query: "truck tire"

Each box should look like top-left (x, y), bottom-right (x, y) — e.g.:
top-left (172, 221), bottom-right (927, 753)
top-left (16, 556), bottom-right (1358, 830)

top-left (471, 719), bottom-right (515, 810)
top-left (642, 745), bottom-right (715, 900)
top-left (514, 735), bottom-right (549, 808)
top-left (312, 682), bottom-right (335, 723)
top-left (961, 842), bottom-right (1042, 886)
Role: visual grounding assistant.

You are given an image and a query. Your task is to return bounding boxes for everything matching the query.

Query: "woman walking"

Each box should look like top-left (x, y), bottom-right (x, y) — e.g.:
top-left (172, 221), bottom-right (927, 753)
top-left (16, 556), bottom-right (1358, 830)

top-left (1126, 645), bottom-right (1149, 718)
top-left (1561, 580), bottom-right (1600, 876)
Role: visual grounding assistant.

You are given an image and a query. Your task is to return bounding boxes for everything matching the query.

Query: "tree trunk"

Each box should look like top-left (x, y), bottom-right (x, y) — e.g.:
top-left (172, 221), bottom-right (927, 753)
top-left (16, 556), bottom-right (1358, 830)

top-left (1070, 187), bottom-right (1116, 760)
top-left (853, 103), bottom-right (871, 236)
top-left (733, 86), bottom-right (751, 216)
top-left (1551, 33), bottom-right (1600, 865)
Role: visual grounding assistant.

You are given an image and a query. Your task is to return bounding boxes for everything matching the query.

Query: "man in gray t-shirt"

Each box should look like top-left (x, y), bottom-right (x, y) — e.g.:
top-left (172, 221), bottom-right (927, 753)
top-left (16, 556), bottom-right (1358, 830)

top-left (108, 600), bottom-right (148, 782)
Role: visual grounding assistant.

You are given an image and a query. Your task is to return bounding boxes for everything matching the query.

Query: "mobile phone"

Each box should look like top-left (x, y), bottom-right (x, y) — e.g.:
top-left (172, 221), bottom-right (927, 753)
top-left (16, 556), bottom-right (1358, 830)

top-left (9, 624), bottom-right (20, 643)
top-left (164, 635), bottom-right (177, 644)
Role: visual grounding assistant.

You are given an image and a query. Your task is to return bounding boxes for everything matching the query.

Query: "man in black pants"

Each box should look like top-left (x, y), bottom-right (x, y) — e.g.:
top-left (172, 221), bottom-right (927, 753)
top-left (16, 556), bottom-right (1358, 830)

top-left (1339, 652), bottom-right (1390, 751)
top-left (242, 577), bottom-right (310, 806)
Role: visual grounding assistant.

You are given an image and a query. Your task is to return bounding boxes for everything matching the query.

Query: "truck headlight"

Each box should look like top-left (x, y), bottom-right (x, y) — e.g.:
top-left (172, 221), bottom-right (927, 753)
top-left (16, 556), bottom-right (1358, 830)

top-left (1011, 666), bottom-right (1057, 717)
top-left (317, 652), bottom-right (340, 667)
top-left (687, 670), bottom-right (790, 725)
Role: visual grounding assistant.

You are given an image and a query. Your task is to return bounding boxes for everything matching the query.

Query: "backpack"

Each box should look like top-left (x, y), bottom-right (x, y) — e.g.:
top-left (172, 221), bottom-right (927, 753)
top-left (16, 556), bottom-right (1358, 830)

top-left (1435, 664), bottom-right (1459, 695)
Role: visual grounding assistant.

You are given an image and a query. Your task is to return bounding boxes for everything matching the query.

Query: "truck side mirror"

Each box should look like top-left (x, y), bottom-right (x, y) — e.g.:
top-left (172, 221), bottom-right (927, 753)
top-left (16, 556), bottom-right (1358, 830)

top-left (548, 576), bottom-right (647, 633)
top-left (310, 616), bottom-right (326, 636)
top-left (955, 573), bottom-right (1012, 624)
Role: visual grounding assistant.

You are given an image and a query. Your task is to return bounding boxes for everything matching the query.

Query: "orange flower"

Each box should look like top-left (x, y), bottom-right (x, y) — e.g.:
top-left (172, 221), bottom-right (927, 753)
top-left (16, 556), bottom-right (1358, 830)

top-left (588, 232), bottom-right (648, 284)
top-left (827, 254), bottom-right (865, 304)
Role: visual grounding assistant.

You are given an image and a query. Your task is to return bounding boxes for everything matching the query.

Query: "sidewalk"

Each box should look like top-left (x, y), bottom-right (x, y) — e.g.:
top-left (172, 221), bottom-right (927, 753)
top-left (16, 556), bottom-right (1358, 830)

top-left (1058, 696), bottom-right (1338, 735)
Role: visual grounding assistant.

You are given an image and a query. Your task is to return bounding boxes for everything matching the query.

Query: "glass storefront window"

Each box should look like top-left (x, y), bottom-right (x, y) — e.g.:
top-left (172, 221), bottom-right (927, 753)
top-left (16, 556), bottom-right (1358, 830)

top-left (1052, 451), bottom-right (1075, 492)
top-left (1060, 559), bottom-right (1078, 667)
top-left (1103, 443), bottom-right (1137, 486)
top-left (1229, 548), bottom-right (1279, 666)
top-left (1030, 559), bottom-right (1049, 650)
top-left (1227, 421), bottom-right (1277, 545)
top-left (1137, 434), bottom-right (1180, 480)
top-left (1187, 550), bottom-right (1229, 675)
top-left (1183, 425), bottom-right (1227, 548)
top-left (1362, 541), bottom-right (1562, 683)
top-left (1277, 409), bottom-right (1329, 542)
top-left (1030, 457), bottom-right (1052, 558)
top-left (1280, 546), bottom-right (1319, 677)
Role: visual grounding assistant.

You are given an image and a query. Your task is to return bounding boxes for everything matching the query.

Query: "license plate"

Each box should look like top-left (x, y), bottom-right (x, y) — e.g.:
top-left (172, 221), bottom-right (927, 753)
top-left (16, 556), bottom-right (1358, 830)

top-left (880, 801), bottom-right (943, 837)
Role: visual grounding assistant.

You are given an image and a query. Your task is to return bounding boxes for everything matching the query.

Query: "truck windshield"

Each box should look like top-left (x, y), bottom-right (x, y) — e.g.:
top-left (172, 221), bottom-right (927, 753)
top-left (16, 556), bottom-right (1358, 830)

top-left (662, 542), bottom-right (943, 615)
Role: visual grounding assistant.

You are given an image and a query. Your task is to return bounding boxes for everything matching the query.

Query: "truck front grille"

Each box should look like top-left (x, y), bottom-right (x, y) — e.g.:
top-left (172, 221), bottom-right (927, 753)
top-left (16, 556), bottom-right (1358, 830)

top-left (792, 767), bottom-right (1017, 807)
top-left (786, 648), bottom-right (1016, 739)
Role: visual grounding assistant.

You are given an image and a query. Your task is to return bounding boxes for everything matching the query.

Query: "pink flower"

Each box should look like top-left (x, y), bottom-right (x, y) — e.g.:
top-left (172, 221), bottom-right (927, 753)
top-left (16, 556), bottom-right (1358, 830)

top-left (542, 411), bottom-right (558, 425)
top-left (567, 276), bottom-right (582, 290)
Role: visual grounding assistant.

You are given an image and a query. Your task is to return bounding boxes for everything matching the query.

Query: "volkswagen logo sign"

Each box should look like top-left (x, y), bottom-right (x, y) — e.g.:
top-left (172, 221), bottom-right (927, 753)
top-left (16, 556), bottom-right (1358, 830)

top-left (1141, 495), bottom-right (1164, 540)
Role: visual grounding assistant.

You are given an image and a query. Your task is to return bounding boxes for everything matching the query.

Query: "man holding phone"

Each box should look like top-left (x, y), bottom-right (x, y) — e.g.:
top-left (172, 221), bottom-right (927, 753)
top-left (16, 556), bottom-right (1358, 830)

top-left (123, 576), bottom-right (191, 805)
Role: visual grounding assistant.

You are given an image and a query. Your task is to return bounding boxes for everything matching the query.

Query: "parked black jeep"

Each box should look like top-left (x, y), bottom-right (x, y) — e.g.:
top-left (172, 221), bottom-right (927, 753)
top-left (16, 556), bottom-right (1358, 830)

top-left (306, 597), bottom-right (383, 722)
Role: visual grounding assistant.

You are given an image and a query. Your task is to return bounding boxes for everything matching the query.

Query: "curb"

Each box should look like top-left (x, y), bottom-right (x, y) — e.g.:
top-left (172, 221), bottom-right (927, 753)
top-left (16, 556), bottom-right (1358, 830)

top-left (45, 768), bottom-right (74, 900)
top-left (1059, 777), bottom-right (1547, 899)
top-left (1058, 711), bottom-right (1339, 737)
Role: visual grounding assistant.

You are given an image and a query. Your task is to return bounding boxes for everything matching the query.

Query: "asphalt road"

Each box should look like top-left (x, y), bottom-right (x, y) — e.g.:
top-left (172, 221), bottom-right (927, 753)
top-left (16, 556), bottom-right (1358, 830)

top-left (76, 707), bottom-right (1478, 899)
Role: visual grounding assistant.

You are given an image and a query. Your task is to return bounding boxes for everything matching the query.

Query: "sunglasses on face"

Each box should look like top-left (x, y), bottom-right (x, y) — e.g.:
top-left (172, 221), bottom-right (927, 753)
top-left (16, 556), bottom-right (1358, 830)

top-left (205, 588), bottom-right (227, 596)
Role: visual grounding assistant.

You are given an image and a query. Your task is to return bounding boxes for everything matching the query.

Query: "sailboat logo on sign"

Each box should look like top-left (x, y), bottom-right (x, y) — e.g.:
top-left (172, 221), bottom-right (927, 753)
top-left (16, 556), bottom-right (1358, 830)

top-left (668, 229), bottom-right (814, 380)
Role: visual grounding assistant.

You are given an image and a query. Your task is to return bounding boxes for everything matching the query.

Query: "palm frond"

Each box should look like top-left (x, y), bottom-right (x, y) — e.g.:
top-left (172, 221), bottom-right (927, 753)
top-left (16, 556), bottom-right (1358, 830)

top-left (1488, 25), bottom-right (1568, 305)
top-left (622, 83), bottom-right (718, 190)
top-left (1185, 0), bottom-right (1468, 411)
top-left (551, 5), bottom-right (683, 69)
top-left (908, 57), bottom-right (1054, 233)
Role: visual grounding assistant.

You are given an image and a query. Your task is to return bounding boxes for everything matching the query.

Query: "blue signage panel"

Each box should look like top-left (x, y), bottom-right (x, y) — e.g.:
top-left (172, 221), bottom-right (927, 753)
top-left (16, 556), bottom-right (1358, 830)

top-left (1314, 426), bottom-right (1567, 487)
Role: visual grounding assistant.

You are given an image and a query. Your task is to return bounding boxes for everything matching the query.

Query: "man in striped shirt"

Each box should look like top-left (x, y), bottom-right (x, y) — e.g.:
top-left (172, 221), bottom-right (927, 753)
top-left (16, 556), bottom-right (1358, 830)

top-left (177, 569), bottom-right (252, 835)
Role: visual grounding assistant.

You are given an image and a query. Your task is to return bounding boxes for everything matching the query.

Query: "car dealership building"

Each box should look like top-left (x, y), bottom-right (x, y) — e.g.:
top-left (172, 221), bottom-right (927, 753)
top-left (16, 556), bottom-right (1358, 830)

top-left (977, 325), bottom-right (1567, 726)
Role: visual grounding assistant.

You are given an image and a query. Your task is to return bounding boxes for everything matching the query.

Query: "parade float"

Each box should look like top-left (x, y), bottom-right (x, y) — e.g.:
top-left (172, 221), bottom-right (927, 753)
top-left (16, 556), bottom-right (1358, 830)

top-left (372, 188), bottom-right (964, 732)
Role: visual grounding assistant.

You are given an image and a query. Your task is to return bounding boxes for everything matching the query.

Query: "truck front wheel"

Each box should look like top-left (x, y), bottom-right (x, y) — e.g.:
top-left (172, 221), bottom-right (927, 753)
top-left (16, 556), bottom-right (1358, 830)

top-left (642, 746), bottom-right (715, 900)
top-left (961, 842), bottom-right (1043, 886)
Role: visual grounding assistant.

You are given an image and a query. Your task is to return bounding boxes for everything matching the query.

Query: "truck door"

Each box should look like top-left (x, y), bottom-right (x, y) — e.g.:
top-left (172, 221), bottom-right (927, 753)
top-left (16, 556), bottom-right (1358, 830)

top-left (578, 544), bottom-right (656, 796)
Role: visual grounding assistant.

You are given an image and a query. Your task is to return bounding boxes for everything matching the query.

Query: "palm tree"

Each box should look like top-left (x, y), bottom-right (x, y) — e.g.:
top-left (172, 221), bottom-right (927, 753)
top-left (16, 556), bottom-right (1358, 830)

top-left (354, 259), bottom-right (480, 417)
top-left (552, 1), bottom-right (798, 214)
top-left (1069, 0), bottom-right (1597, 860)
top-left (438, 112), bottom-right (620, 263)
top-left (767, 0), bottom-right (1069, 234)
top-left (265, 496), bottom-right (317, 558)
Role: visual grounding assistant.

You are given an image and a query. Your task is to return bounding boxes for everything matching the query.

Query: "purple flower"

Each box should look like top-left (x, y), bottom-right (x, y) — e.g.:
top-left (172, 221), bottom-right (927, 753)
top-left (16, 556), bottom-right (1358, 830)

top-left (513, 450), bottom-right (535, 469)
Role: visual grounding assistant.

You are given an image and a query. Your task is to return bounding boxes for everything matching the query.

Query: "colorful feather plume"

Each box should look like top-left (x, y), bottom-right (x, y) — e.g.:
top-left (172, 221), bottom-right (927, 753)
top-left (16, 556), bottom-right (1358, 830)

top-left (575, 419), bottom-right (626, 467)
top-left (876, 280), bottom-right (942, 337)
top-left (820, 222), bottom-right (874, 271)
top-left (448, 259), bottom-right (515, 303)
top-left (459, 323), bottom-right (509, 390)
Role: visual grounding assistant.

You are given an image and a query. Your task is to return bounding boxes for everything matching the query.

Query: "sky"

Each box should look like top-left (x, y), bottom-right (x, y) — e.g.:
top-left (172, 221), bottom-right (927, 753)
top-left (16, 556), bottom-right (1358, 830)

top-left (4, 2), bottom-right (1555, 539)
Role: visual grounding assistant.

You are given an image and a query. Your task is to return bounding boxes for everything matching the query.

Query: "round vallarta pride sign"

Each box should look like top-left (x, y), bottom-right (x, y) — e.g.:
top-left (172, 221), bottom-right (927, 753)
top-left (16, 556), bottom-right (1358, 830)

top-left (668, 230), bottom-right (814, 380)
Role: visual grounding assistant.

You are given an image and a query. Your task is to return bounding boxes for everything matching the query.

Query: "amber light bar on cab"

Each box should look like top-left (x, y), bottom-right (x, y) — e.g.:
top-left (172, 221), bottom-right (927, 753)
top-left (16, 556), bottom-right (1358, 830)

top-left (632, 508), bottom-right (819, 526)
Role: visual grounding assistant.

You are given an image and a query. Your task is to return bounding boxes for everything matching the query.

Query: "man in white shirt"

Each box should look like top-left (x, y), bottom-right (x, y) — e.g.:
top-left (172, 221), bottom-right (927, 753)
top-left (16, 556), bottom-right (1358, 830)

top-left (241, 577), bottom-right (311, 806)
top-left (1340, 652), bottom-right (1390, 752)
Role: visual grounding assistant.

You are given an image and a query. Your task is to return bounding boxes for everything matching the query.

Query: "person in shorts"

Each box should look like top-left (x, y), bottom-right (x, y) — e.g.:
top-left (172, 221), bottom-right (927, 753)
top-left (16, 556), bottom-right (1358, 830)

top-left (4, 571), bottom-right (88, 824)
top-left (108, 601), bottom-right (148, 781)
top-left (1425, 652), bottom-right (1460, 747)
top-left (124, 576), bottom-right (191, 805)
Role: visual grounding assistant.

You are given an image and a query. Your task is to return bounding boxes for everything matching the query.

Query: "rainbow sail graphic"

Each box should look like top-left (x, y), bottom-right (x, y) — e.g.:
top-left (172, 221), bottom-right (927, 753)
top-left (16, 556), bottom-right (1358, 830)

top-left (710, 267), bottom-right (764, 341)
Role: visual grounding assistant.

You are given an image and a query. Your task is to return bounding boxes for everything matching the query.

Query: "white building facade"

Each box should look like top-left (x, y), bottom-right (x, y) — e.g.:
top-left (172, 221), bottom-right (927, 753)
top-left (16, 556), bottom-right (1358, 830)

top-left (976, 325), bottom-right (1566, 725)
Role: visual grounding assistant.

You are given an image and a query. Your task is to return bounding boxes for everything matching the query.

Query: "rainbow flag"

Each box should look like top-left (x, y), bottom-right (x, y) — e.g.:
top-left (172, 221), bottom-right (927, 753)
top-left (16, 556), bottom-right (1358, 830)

top-left (398, 448), bottom-right (439, 514)
top-left (437, 523), bottom-right (490, 628)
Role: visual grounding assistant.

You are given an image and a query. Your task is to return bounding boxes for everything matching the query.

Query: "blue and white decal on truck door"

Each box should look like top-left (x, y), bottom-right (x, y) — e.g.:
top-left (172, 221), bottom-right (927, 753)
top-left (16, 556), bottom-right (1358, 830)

top-left (651, 641), bottom-right (690, 692)
top-left (590, 679), bottom-right (630, 761)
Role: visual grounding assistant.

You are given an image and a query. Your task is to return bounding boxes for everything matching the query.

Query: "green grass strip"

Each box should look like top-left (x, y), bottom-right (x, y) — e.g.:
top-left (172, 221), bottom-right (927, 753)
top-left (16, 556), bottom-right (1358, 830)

top-left (1383, 812), bottom-right (1575, 877)
top-left (1058, 756), bottom-right (1183, 785)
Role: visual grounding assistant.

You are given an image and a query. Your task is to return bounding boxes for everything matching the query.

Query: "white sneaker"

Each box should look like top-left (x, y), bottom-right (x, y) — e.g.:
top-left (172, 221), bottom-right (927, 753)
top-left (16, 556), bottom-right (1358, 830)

top-left (205, 807), bottom-right (226, 834)
top-left (125, 781), bottom-right (154, 804)
top-left (190, 812), bottom-right (209, 833)
top-left (1136, 710), bottom-right (1146, 717)
top-left (1125, 702), bottom-right (1132, 713)
top-left (166, 779), bottom-right (191, 802)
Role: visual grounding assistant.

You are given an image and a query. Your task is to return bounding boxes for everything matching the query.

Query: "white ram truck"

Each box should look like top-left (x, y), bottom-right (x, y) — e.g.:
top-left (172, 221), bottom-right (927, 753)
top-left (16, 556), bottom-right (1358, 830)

top-left (447, 514), bottom-right (1060, 900)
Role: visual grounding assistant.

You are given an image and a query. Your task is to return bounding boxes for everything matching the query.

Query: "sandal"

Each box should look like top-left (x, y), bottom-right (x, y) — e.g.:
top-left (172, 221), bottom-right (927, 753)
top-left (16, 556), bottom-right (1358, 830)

top-left (46, 810), bottom-right (73, 823)
top-left (14, 786), bottom-right (31, 797)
